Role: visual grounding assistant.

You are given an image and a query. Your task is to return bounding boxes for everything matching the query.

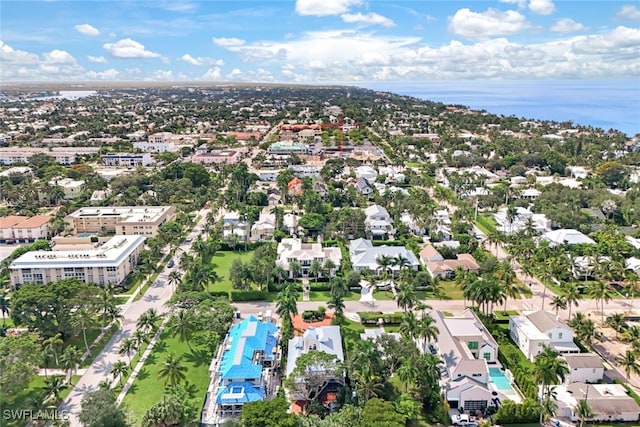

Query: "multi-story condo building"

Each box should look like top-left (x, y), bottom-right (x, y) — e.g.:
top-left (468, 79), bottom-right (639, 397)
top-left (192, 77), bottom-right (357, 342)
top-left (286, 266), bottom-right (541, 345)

top-left (0, 147), bottom-right (100, 165)
top-left (133, 132), bottom-right (178, 153)
top-left (102, 152), bottom-right (153, 167)
top-left (0, 215), bottom-right (51, 243)
top-left (9, 235), bottom-right (145, 287)
top-left (65, 206), bottom-right (175, 237)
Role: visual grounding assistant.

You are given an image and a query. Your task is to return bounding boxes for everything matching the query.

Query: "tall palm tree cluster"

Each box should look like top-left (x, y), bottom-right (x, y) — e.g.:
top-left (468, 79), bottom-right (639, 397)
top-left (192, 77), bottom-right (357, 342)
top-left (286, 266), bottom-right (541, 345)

top-left (455, 261), bottom-right (519, 314)
top-left (533, 346), bottom-right (569, 424)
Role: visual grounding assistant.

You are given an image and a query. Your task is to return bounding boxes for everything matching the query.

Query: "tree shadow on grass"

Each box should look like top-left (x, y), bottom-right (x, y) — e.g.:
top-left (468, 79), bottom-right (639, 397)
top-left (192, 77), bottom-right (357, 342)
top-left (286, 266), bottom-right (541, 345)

top-left (136, 367), bottom-right (150, 382)
top-left (183, 348), bottom-right (211, 367)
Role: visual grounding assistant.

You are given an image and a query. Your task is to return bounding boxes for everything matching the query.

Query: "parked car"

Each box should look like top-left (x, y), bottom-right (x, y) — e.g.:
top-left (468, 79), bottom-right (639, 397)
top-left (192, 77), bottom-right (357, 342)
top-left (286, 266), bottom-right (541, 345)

top-left (451, 414), bottom-right (470, 426)
top-left (167, 259), bottom-right (175, 268)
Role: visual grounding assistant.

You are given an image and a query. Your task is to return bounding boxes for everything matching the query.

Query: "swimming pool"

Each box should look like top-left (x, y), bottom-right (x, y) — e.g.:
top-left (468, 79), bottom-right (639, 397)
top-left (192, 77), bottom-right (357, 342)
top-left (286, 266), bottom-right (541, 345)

top-left (489, 367), bottom-right (513, 391)
top-left (77, 233), bottom-right (92, 237)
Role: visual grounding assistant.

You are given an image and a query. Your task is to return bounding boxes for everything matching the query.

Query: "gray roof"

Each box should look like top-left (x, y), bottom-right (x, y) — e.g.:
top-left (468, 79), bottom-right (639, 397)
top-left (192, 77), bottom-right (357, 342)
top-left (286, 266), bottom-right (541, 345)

top-left (542, 228), bottom-right (596, 245)
top-left (286, 326), bottom-right (344, 377)
top-left (563, 353), bottom-right (604, 369)
top-left (350, 245), bottom-right (419, 271)
top-left (525, 310), bottom-right (569, 332)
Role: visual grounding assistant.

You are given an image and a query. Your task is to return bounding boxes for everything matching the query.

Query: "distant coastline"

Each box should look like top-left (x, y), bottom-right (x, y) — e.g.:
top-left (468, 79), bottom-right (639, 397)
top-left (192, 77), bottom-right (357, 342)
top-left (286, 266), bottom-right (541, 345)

top-left (364, 80), bottom-right (639, 137)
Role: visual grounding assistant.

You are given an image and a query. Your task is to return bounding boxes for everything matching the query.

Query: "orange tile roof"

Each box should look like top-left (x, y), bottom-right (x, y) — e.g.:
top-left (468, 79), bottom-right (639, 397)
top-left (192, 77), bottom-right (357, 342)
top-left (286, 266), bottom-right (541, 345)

top-left (0, 216), bottom-right (28, 229)
top-left (13, 215), bottom-right (52, 228)
top-left (291, 313), bottom-right (334, 336)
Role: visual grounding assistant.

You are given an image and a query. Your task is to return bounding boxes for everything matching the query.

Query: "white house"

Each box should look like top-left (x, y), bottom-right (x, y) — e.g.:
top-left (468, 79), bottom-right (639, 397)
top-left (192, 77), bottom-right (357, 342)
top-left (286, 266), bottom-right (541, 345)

top-left (432, 309), bottom-right (517, 415)
top-left (276, 238), bottom-right (342, 279)
top-left (354, 165), bottom-right (377, 182)
top-left (494, 207), bottom-right (551, 235)
top-left (563, 353), bottom-right (605, 384)
top-left (554, 383), bottom-right (640, 422)
top-left (48, 177), bottom-right (85, 199)
top-left (348, 239), bottom-right (419, 275)
top-left (509, 310), bottom-right (579, 361)
top-left (364, 204), bottom-right (394, 239)
top-left (541, 229), bottom-right (596, 246)
top-left (400, 211), bottom-right (426, 236)
top-left (250, 212), bottom-right (276, 242)
top-left (222, 212), bottom-right (250, 243)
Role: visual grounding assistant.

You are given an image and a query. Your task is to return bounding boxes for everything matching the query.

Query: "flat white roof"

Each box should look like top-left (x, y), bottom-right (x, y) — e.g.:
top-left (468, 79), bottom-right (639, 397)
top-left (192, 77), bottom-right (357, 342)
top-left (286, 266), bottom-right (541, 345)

top-left (10, 235), bottom-right (145, 269)
top-left (67, 206), bottom-right (173, 223)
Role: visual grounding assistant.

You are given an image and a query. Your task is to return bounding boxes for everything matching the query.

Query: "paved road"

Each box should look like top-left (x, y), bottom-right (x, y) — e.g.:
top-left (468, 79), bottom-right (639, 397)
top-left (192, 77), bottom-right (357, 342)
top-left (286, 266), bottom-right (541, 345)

top-left (58, 208), bottom-right (210, 426)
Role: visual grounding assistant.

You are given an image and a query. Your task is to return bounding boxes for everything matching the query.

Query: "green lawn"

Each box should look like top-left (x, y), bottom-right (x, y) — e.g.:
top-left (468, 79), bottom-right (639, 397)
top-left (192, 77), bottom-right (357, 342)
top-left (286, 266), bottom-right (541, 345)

top-left (1, 374), bottom-right (80, 427)
top-left (542, 279), bottom-right (620, 300)
top-left (44, 324), bottom-right (118, 369)
top-left (475, 215), bottom-right (497, 234)
top-left (340, 319), bottom-right (365, 356)
top-left (208, 250), bottom-right (255, 293)
top-left (308, 290), bottom-right (362, 302)
top-left (433, 280), bottom-right (464, 300)
top-left (121, 330), bottom-right (212, 425)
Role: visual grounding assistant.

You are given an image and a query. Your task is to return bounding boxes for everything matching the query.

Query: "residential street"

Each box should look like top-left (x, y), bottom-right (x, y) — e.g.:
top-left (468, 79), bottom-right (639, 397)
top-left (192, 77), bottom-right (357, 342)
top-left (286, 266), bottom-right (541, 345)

top-left (58, 208), bottom-right (209, 427)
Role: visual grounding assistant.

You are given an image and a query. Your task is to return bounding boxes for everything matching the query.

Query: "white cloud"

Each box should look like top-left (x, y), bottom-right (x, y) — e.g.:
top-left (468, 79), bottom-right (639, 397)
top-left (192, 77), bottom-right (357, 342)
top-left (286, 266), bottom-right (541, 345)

top-left (202, 67), bottom-right (222, 79)
top-left (150, 69), bottom-right (174, 80)
top-left (528, 0), bottom-right (555, 15)
top-left (499, 0), bottom-right (526, 6)
top-left (212, 37), bottom-right (246, 47)
top-left (295, 0), bottom-right (361, 16)
top-left (103, 38), bottom-right (162, 59)
top-left (448, 8), bottom-right (531, 39)
top-left (180, 54), bottom-right (223, 66)
top-left (86, 68), bottom-right (120, 80)
top-left (550, 18), bottom-right (587, 33)
top-left (617, 4), bottom-right (640, 21)
top-left (43, 49), bottom-right (76, 64)
top-left (88, 55), bottom-right (107, 63)
top-left (0, 40), bottom-right (39, 63)
top-left (74, 24), bottom-right (100, 36)
top-left (341, 12), bottom-right (395, 27)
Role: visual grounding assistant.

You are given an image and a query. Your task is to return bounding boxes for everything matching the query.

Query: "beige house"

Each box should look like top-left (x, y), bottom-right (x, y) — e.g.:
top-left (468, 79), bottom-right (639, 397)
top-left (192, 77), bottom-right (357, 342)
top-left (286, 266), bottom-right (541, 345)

top-left (65, 206), bottom-right (175, 237)
top-left (9, 235), bottom-right (145, 287)
top-left (0, 215), bottom-right (51, 243)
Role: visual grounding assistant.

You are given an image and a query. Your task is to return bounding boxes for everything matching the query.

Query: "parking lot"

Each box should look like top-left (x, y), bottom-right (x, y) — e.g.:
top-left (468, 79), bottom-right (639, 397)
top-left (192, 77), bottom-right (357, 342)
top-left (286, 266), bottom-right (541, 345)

top-left (0, 243), bottom-right (23, 264)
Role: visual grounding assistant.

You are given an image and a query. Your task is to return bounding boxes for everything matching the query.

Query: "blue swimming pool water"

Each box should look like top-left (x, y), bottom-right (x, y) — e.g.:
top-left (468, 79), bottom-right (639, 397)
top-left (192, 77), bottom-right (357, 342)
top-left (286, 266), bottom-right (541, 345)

top-left (78, 233), bottom-right (91, 237)
top-left (489, 367), bottom-right (513, 391)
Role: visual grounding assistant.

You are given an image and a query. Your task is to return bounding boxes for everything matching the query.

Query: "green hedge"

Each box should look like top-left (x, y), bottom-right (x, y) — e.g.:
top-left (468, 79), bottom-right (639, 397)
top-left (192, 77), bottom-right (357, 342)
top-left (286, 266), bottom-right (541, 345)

top-left (358, 311), bottom-right (404, 325)
top-left (209, 291), bottom-right (230, 300)
top-left (229, 290), bottom-right (268, 301)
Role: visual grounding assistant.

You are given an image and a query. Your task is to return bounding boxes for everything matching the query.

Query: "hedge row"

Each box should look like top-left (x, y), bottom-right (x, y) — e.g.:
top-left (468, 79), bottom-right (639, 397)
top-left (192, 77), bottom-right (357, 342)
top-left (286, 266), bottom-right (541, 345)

top-left (229, 290), bottom-right (269, 301)
top-left (358, 311), bottom-right (404, 325)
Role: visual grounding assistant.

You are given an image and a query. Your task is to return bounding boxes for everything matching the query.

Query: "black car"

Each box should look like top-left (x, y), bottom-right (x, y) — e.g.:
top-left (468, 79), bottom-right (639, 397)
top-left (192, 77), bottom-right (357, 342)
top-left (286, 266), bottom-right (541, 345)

top-left (167, 259), bottom-right (175, 268)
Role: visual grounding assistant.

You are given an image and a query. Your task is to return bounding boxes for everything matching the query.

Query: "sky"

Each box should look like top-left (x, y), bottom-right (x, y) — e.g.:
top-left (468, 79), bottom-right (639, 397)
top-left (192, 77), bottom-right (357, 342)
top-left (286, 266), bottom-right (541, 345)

top-left (0, 0), bottom-right (639, 83)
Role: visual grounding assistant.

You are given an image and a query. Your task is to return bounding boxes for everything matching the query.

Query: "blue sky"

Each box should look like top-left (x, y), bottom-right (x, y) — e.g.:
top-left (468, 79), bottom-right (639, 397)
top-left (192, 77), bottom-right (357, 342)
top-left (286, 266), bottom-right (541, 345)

top-left (1, 0), bottom-right (639, 82)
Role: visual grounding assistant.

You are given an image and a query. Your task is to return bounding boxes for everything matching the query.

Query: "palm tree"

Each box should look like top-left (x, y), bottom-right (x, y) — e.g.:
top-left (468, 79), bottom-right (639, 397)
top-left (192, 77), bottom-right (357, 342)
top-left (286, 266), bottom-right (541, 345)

top-left (417, 314), bottom-right (439, 354)
top-left (589, 281), bottom-right (611, 324)
top-left (169, 310), bottom-right (197, 352)
top-left (624, 269), bottom-right (639, 311)
top-left (43, 333), bottom-right (64, 366)
top-left (137, 308), bottom-right (161, 334)
top-left (70, 307), bottom-right (96, 355)
top-left (575, 399), bottom-right (593, 427)
top-left (496, 261), bottom-right (518, 312)
top-left (309, 259), bottom-right (322, 283)
top-left (168, 270), bottom-right (182, 291)
top-left (616, 349), bottom-right (640, 384)
top-left (323, 259), bottom-right (337, 278)
top-left (60, 346), bottom-right (82, 384)
top-left (396, 283), bottom-right (417, 313)
top-left (289, 260), bottom-right (302, 280)
top-left (111, 360), bottom-right (129, 387)
top-left (42, 376), bottom-right (67, 406)
top-left (550, 295), bottom-right (567, 315)
top-left (399, 311), bottom-right (419, 342)
top-left (96, 287), bottom-right (117, 327)
top-left (396, 358), bottom-right (418, 393)
top-left (119, 338), bottom-right (136, 367)
top-left (605, 313), bottom-right (627, 339)
top-left (564, 282), bottom-right (582, 320)
top-left (327, 293), bottom-right (345, 323)
top-left (133, 330), bottom-right (149, 350)
top-left (158, 353), bottom-right (188, 386)
top-left (0, 291), bottom-right (9, 325)
top-left (375, 255), bottom-right (394, 285)
top-left (276, 282), bottom-right (299, 324)
top-left (330, 276), bottom-right (350, 298)
top-left (487, 230), bottom-right (503, 257)
top-left (534, 346), bottom-right (569, 425)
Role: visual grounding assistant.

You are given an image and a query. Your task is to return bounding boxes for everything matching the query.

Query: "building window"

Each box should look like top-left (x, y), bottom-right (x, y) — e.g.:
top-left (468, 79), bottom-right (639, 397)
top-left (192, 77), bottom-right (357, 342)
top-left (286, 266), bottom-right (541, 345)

top-left (483, 352), bottom-right (491, 360)
top-left (106, 266), bottom-right (117, 272)
top-left (468, 341), bottom-right (478, 350)
top-left (558, 332), bottom-right (563, 339)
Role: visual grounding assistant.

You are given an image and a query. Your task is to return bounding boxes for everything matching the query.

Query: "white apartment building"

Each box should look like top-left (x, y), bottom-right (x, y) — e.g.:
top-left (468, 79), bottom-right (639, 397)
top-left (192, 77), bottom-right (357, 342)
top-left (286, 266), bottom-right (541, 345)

top-left (134, 132), bottom-right (178, 153)
top-left (9, 235), bottom-right (145, 287)
top-left (65, 206), bottom-right (175, 237)
top-left (102, 152), bottom-right (153, 167)
top-left (0, 147), bottom-right (100, 166)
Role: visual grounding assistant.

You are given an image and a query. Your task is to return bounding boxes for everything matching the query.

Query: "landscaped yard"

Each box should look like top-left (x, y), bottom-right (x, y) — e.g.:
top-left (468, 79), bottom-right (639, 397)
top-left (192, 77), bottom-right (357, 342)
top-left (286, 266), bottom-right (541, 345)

top-left (2, 374), bottom-right (80, 427)
top-left (475, 215), bottom-right (497, 234)
top-left (121, 331), bottom-right (211, 425)
top-left (208, 250), bottom-right (255, 293)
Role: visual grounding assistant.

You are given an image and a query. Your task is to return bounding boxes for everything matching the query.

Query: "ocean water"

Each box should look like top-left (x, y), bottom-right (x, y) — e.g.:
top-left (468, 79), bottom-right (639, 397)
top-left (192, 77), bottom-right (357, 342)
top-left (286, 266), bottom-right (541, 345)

top-left (363, 80), bottom-right (639, 137)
